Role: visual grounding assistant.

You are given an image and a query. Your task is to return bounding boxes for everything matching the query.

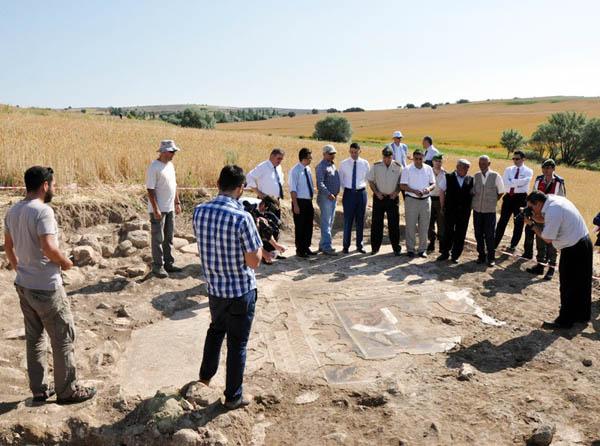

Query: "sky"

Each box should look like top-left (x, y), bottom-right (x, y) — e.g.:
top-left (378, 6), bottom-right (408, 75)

top-left (1, 0), bottom-right (600, 110)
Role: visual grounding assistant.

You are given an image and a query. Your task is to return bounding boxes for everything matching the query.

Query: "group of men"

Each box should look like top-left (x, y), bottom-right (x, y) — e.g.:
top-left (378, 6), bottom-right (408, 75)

top-left (3, 136), bottom-right (596, 412)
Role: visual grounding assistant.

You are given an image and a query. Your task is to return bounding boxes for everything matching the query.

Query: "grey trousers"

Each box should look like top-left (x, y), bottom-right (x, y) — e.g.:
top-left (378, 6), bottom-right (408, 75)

top-left (150, 211), bottom-right (175, 269)
top-left (405, 196), bottom-right (432, 253)
top-left (16, 284), bottom-right (77, 399)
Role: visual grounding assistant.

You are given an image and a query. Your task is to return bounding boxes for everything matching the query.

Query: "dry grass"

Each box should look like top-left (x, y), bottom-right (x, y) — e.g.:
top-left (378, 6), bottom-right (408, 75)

top-left (218, 98), bottom-right (600, 151)
top-left (1, 105), bottom-right (599, 229)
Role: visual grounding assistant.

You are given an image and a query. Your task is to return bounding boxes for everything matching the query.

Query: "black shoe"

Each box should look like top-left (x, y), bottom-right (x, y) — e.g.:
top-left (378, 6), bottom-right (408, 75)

top-left (436, 254), bottom-right (449, 262)
top-left (541, 320), bottom-right (574, 330)
top-left (342, 248), bottom-right (349, 254)
top-left (152, 267), bottom-right (169, 278)
top-left (164, 264), bottom-right (183, 273)
top-left (407, 252), bottom-right (415, 258)
top-left (393, 250), bottom-right (402, 256)
top-left (357, 248), bottom-right (367, 254)
top-left (543, 267), bottom-right (555, 280)
top-left (521, 252), bottom-right (533, 260)
top-left (427, 243), bottom-right (435, 252)
top-left (32, 387), bottom-right (55, 403)
top-left (277, 254), bottom-right (287, 260)
top-left (370, 250), bottom-right (379, 256)
top-left (476, 257), bottom-right (486, 264)
top-left (487, 261), bottom-right (496, 267)
top-left (505, 246), bottom-right (516, 253)
top-left (418, 252), bottom-right (428, 258)
top-left (450, 258), bottom-right (459, 264)
top-left (297, 252), bottom-right (309, 258)
top-left (526, 264), bottom-right (544, 275)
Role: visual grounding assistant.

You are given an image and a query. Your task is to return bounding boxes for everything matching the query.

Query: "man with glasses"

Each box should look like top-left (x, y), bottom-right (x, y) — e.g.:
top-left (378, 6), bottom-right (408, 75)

top-left (247, 149), bottom-right (286, 216)
top-left (400, 149), bottom-right (436, 258)
top-left (494, 150), bottom-right (533, 252)
top-left (339, 143), bottom-right (370, 254)
top-left (316, 144), bottom-right (341, 255)
top-left (289, 148), bottom-right (316, 258)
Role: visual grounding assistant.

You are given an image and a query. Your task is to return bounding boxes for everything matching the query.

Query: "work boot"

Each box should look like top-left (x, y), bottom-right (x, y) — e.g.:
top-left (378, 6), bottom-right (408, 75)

top-left (543, 267), bottom-right (555, 281)
top-left (526, 264), bottom-right (544, 275)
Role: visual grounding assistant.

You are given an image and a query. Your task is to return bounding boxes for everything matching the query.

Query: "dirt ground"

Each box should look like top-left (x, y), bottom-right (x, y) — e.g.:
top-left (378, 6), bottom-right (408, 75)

top-left (0, 191), bottom-right (599, 446)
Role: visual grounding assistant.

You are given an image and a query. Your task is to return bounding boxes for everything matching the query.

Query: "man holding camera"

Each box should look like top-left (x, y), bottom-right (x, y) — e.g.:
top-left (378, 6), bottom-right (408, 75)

top-left (525, 191), bottom-right (592, 329)
top-left (523, 159), bottom-right (566, 280)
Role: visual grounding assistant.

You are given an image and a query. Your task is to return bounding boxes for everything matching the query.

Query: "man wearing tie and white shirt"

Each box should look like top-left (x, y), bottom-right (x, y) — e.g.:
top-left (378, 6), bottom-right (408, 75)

top-left (494, 150), bottom-right (533, 251)
top-left (247, 148), bottom-right (286, 216)
top-left (390, 130), bottom-right (409, 168)
top-left (339, 143), bottom-right (370, 254)
top-left (289, 148), bottom-right (316, 258)
top-left (422, 136), bottom-right (440, 167)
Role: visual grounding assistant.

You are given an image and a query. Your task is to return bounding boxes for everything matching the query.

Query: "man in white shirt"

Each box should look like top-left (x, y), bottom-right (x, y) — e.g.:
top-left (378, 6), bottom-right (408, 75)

top-left (494, 150), bottom-right (533, 251)
top-left (247, 149), bottom-right (286, 213)
top-left (472, 155), bottom-right (505, 267)
top-left (339, 143), bottom-right (370, 253)
top-left (147, 140), bottom-right (182, 278)
top-left (390, 131), bottom-right (409, 168)
top-left (400, 150), bottom-right (436, 257)
top-left (288, 148), bottom-right (316, 258)
top-left (422, 136), bottom-right (440, 167)
top-left (525, 192), bottom-right (592, 329)
top-left (427, 154), bottom-right (447, 253)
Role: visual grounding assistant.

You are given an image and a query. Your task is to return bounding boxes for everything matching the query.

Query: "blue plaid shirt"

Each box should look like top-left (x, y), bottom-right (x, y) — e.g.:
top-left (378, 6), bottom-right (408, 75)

top-left (315, 159), bottom-right (340, 196)
top-left (193, 195), bottom-right (262, 298)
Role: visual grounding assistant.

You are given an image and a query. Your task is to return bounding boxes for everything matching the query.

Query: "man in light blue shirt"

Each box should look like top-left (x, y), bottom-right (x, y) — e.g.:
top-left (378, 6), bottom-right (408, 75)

top-left (390, 130), bottom-right (409, 168)
top-left (289, 148), bottom-right (316, 257)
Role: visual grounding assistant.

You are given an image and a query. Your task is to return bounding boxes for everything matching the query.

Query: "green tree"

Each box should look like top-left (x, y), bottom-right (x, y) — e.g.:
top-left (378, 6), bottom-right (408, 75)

top-left (499, 129), bottom-right (526, 158)
top-left (405, 103), bottom-right (416, 109)
top-left (288, 111), bottom-right (296, 118)
top-left (313, 116), bottom-right (353, 142)
top-left (530, 112), bottom-right (586, 165)
top-left (581, 118), bottom-right (600, 163)
top-left (311, 108), bottom-right (319, 114)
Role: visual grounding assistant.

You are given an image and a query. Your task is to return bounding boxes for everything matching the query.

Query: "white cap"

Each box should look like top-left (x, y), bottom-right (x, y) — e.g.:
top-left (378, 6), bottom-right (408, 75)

top-left (322, 144), bottom-right (337, 154)
top-left (158, 140), bottom-right (180, 153)
top-left (393, 131), bottom-right (403, 138)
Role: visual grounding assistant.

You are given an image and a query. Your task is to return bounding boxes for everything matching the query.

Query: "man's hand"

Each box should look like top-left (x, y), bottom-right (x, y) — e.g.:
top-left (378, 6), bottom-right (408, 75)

top-left (524, 216), bottom-right (534, 227)
top-left (421, 188), bottom-right (430, 195)
top-left (328, 193), bottom-right (336, 201)
top-left (292, 202), bottom-right (300, 215)
top-left (175, 203), bottom-right (182, 215)
top-left (61, 258), bottom-right (73, 271)
top-left (375, 192), bottom-right (384, 200)
top-left (153, 209), bottom-right (162, 221)
top-left (389, 192), bottom-right (398, 200)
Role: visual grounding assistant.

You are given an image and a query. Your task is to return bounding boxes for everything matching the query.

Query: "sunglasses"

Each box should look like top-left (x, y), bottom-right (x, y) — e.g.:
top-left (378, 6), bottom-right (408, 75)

top-left (512, 157), bottom-right (522, 161)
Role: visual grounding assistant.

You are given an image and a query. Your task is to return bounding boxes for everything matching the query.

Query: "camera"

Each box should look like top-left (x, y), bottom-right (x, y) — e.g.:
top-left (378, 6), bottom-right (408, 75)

top-left (519, 206), bottom-right (533, 218)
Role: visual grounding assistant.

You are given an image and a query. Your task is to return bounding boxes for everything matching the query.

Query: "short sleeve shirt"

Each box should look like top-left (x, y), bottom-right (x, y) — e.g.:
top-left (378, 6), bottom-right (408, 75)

top-left (146, 159), bottom-right (177, 213)
top-left (366, 161), bottom-right (403, 195)
top-left (4, 199), bottom-right (62, 290)
top-left (400, 164), bottom-right (436, 198)
top-left (246, 160), bottom-right (284, 198)
top-left (540, 195), bottom-right (589, 250)
top-left (431, 169), bottom-right (447, 196)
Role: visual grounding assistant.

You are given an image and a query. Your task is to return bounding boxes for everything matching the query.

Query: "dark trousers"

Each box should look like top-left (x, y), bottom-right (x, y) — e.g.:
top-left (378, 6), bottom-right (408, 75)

top-left (524, 224), bottom-right (558, 265)
top-left (342, 188), bottom-right (367, 250)
top-left (293, 199), bottom-right (314, 255)
top-left (428, 197), bottom-right (445, 250)
top-left (474, 211), bottom-right (496, 262)
top-left (494, 193), bottom-right (527, 248)
top-left (150, 211), bottom-right (175, 269)
top-left (442, 208), bottom-right (471, 260)
top-left (199, 289), bottom-right (257, 403)
top-left (370, 195), bottom-right (400, 253)
top-left (558, 236), bottom-right (593, 323)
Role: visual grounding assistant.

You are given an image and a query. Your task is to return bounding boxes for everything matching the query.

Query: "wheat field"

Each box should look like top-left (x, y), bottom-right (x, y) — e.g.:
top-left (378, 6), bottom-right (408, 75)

top-left (1, 105), bottom-right (599, 228)
top-left (219, 97), bottom-right (600, 152)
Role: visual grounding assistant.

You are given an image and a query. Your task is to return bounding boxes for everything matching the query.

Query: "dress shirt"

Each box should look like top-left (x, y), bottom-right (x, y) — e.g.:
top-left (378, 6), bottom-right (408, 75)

top-left (339, 157), bottom-right (370, 190)
top-left (431, 169), bottom-right (447, 196)
top-left (390, 142), bottom-right (409, 168)
top-left (288, 163), bottom-right (314, 200)
top-left (502, 164), bottom-right (533, 194)
top-left (246, 160), bottom-right (284, 198)
top-left (400, 163), bottom-right (436, 198)
top-left (455, 172), bottom-right (466, 188)
top-left (541, 195), bottom-right (589, 250)
top-left (424, 145), bottom-right (440, 162)
top-left (479, 169), bottom-right (506, 193)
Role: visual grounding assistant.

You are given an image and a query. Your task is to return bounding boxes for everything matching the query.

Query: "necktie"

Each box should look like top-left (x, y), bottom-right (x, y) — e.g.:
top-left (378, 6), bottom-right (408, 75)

top-left (274, 165), bottom-right (283, 199)
top-left (351, 160), bottom-right (357, 190)
top-left (304, 168), bottom-right (313, 199)
top-left (509, 167), bottom-right (520, 195)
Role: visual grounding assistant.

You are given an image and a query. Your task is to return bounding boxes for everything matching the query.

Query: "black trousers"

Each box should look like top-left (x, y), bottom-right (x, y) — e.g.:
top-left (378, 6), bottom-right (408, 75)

top-left (558, 236), bottom-right (593, 323)
top-left (370, 196), bottom-right (400, 253)
top-left (293, 199), bottom-right (314, 255)
top-left (442, 207), bottom-right (471, 260)
top-left (494, 193), bottom-right (527, 248)
top-left (524, 224), bottom-right (557, 265)
top-left (474, 211), bottom-right (496, 262)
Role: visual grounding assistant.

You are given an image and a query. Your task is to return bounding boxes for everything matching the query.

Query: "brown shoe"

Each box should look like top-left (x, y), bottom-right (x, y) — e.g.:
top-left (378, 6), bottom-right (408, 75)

top-left (57, 385), bottom-right (97, 405)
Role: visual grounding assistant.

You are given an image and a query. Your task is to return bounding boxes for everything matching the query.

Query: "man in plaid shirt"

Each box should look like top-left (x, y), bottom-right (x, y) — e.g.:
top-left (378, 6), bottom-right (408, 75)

top-left (193, 165), bottom-right (262, 410)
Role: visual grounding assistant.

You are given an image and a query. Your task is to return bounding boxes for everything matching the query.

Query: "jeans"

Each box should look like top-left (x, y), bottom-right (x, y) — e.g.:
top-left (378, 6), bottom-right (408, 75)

top-left (199, 289), bottom-right (257, 403)
top-left (150, 211), bottom-right (175, 269)
top-left (342, 188), bottom-right (367, 250)
top-left (317, 193), bottom-right (337, 251)
top-left (16, 284), bottom-right (78, 399)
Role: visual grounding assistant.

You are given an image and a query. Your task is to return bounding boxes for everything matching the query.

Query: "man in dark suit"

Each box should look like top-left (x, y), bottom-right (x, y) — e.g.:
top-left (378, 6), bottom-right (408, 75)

top-left (437, 159), bottom-right (474, 263)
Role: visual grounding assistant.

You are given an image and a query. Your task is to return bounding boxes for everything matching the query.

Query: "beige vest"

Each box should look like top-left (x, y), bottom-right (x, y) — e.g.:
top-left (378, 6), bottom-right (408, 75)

top-left (472, 171), bottom-right (500, 213)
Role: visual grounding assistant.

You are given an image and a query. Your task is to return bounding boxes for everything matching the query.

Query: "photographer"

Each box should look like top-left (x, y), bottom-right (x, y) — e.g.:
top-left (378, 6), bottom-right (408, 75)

top-left (243, 196), bottom-right (286, 265)
top-left (525, 191), bottom-right (592, 329)
top-left (523, 159), bottom-right (565, 280)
